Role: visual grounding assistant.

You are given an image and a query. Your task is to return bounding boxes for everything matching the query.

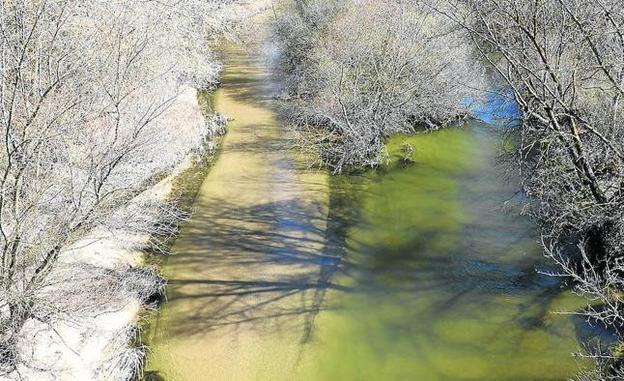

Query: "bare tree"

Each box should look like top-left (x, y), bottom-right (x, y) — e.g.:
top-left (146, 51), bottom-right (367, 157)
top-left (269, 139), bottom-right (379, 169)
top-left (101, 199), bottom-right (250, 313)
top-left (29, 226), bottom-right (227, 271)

top-left (275, 0), bottom-right (485, 173)
top-left (0, 0), bottom-right (251, 376)
top-left (438, 0), bottom-right (624, 375)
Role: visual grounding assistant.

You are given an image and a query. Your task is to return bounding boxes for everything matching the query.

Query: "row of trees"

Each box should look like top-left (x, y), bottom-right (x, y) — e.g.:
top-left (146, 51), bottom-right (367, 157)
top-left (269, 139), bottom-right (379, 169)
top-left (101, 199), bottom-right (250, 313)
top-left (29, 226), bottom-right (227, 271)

top-left (277, 0), bottom-right (624, 378)
top-left (0, 0), bottom-right (243, 377)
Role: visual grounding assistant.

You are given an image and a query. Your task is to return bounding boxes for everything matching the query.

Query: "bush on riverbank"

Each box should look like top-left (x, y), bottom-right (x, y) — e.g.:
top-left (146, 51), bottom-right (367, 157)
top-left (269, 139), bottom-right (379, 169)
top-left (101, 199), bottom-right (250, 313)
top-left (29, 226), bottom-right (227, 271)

top-left (274, 0), bottom-right (484, 173)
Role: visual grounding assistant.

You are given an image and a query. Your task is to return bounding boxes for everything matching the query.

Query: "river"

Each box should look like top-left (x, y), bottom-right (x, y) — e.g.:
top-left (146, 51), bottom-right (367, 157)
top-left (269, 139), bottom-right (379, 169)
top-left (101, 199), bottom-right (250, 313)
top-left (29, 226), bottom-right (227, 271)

top-left (144, 38), bottom-right (590, 381)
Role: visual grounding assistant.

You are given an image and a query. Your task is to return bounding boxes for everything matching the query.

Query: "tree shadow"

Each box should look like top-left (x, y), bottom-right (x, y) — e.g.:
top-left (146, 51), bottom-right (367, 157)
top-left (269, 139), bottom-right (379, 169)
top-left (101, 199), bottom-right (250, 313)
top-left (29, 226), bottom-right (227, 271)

top-left (158, 186), bottom-right (356, 341)
top-left (218, 44), bottom-right (279, 109)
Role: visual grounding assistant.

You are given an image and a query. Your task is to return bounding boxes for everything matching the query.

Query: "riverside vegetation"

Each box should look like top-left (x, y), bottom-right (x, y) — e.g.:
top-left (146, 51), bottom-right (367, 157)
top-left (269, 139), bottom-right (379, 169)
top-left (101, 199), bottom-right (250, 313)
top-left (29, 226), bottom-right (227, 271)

top-left (0, 0), bottom-right (265, 379)
top-left (1, 0), bottom-right (624, 380)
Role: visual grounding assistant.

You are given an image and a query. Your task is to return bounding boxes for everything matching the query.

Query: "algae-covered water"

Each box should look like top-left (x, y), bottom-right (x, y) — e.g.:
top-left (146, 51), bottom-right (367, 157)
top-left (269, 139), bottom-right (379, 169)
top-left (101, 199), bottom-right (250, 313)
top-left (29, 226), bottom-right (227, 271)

top-left (288, 128), bottom-right (588, 380)
top-left (144, 41), bottom-right (589, 381)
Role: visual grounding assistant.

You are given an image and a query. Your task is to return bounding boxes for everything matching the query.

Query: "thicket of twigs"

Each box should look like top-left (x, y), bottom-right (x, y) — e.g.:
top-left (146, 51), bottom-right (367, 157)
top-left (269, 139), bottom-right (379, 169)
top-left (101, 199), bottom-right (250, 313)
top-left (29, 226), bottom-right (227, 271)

top-left (0, 0), bottom-right (246, 377)
top-left (274, 0), bottom-right (484, 173)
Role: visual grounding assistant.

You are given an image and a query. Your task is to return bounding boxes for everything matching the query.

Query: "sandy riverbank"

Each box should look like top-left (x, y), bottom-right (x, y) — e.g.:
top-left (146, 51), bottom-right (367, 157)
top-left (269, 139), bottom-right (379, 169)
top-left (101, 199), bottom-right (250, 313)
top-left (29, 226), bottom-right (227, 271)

top-left (5, 86), bottom-right (225, 381)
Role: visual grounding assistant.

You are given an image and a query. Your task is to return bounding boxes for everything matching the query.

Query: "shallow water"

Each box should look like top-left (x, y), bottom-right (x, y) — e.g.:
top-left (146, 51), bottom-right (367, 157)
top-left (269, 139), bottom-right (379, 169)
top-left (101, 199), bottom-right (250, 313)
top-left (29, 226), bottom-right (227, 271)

top-left (145, 41), bottom-right (589, 381)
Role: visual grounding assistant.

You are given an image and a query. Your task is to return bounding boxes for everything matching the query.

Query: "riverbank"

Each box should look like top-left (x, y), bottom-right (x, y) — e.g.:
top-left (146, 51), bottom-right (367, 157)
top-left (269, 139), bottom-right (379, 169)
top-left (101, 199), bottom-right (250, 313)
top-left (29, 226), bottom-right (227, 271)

top-left (5, 87), bottom-right (226, 381)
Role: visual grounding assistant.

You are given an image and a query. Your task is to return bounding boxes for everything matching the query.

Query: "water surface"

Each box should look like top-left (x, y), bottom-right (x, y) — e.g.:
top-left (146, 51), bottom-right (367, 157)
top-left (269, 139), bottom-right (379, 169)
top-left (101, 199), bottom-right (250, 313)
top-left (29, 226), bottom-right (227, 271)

top-left (145, 41), bottom-right (588, 381)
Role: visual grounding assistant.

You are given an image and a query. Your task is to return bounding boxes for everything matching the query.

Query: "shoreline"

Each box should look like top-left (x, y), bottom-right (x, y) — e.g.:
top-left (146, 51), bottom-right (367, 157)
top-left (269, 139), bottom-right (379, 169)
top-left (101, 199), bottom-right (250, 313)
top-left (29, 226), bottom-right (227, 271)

top-left (7, 87), bottom-right (226, 381)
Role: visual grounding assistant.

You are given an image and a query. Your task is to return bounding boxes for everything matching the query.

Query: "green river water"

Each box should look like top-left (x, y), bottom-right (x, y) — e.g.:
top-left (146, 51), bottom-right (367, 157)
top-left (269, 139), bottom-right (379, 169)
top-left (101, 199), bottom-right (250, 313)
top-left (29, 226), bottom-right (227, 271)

top-left (145, 40), bottom-right (591, 381)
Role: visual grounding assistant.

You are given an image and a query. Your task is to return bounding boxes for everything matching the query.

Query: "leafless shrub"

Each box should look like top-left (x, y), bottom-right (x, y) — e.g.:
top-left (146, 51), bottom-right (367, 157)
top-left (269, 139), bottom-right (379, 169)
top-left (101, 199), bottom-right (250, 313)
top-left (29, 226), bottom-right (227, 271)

top-left (95, 326), bottom-right (146, 381)
top-left (275, 0), bottom-right (485, 173)
top-left (574, 352), bottom-right (624, 381)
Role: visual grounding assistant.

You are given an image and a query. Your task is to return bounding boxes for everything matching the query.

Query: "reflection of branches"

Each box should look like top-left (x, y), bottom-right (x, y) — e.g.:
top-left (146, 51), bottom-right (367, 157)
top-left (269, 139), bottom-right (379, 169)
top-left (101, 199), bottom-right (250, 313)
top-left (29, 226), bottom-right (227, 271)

top-left (160, 197), bottom-right (352, 339)
top-left (171, 280), bottom-right (337, 331)
top-left (300, 178), bottom-right (356, 344)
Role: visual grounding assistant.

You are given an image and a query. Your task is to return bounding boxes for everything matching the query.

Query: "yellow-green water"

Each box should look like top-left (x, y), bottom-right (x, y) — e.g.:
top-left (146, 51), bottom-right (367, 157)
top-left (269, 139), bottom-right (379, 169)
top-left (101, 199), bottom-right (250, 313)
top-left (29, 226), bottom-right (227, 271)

top-left (145, 41), bottom-right (591, 381)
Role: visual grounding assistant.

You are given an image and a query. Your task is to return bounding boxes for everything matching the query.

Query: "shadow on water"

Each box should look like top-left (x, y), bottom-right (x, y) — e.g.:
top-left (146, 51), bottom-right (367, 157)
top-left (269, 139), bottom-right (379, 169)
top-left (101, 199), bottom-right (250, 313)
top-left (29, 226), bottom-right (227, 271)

top-left (158, 166), bottom-right (366, 340)
top-left (159, 121), bottom-right (592, 379)
top-left (145, 38), bottom-right (598, 381)
top-left (152, 128), bottom-right (593, 380)
top-left (218, 47), bottom-right (279, 108)
top-left (289, 125), bottom-right (592, 380)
